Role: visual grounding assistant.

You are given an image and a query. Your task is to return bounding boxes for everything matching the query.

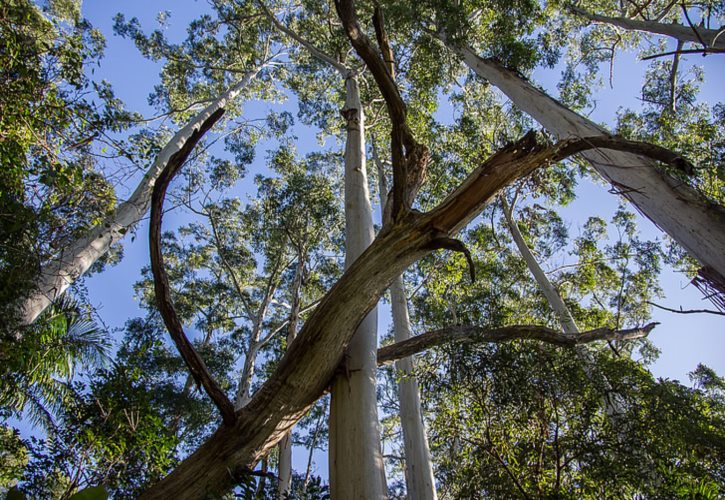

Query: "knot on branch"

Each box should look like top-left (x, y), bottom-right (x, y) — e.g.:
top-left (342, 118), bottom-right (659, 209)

top-left (341, 106), bottom-right (359, 121)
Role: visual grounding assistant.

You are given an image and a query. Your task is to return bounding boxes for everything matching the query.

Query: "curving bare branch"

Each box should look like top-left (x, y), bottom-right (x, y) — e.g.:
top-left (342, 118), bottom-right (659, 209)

top-left (149, 107), bottom-right (236, 426)
top-left (377, 323), bottom-right (658, 365)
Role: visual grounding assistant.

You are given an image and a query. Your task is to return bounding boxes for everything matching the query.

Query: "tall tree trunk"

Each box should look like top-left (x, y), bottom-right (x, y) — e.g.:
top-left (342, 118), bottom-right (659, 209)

top-left (235, 274), bottom-right (278, 409)
top-left (375, 143), bottom-right (437, 500)
top-left (501, 196), bottom-right (628, 420)
top-left (278, 254), bottom-right (305, 499)
top-left (17, 69), bottom-right (260, 329)
top-left (501, 197), bottom-right (579, 335)
top-left (328, 74), bottom-right (388, 499)
top-left (390, 277), bottom-right (437, 500)
top-left (442, 37), bottom-right (725, 287)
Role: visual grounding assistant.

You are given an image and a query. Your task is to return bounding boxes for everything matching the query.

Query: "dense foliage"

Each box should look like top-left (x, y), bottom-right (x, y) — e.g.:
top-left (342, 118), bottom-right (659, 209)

top-left (1, 0), bottom-right (723, 498)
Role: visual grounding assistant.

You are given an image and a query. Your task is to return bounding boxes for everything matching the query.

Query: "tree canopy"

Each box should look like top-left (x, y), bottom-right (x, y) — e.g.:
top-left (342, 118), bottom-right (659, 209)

top-left (1, 0), bottom-right (724, 498)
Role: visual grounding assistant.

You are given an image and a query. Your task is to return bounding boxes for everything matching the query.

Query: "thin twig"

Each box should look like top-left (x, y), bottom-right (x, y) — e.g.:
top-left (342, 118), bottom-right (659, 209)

top-left (648, 301), bottom-right (725, 316)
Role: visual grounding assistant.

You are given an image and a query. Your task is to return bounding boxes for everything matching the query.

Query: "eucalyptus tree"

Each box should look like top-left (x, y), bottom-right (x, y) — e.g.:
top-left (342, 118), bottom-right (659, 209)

top-left (4, 1), bottom-right (725, 498)
top-left (129, 1), bottom-right (703, 497)
top-left (258, 2), bottom-right (389, 495)
top-left (241, 147), bottom-right (342, 496)
top-left (0, 0), bottom-right (124, 334)
top-left (374, 139), bottom-right (437, 500)
top-left (418, 337), bottom-right (724, 498)
top-left (395, 0), bottom-right (725, 289)
top-left (14, 0), bottom-right (279, 329)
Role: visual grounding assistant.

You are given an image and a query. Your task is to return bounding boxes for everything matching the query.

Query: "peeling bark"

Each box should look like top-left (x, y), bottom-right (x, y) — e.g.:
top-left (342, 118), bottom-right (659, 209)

top-left (376, 143), bottom-right (437, 500)
top-left (139, 132), bottom-right (663, 499)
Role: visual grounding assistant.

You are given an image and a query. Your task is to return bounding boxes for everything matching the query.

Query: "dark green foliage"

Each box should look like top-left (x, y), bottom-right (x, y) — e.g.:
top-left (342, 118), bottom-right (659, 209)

top-left (418, 341), bottom-right (724, 498)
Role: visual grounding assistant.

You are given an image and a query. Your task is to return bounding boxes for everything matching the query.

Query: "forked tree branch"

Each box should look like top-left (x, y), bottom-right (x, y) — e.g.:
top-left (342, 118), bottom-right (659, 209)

top-left (336, 0), bottom-right (429, 219)
top-left (377, 323), bottom-right (658, 364)
top-left (141, 104), bottom-right (700, 500)
top-left (149, 107), bottom-right (237, 426)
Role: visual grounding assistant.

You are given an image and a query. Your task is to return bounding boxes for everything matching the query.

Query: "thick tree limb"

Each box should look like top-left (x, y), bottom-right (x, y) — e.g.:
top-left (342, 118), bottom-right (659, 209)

top-left (140, 27), bottom-right (703, 498)
top-left (377, 323), bottom-right (658, 365)
top-left (18, 68), bottom-right (262, 329)
top-left (149, 107), bottom-right (236, 427)
top-left (140, 131), bottom-right (694, 499)
top-left (570, 6), bottom-right (725, 49)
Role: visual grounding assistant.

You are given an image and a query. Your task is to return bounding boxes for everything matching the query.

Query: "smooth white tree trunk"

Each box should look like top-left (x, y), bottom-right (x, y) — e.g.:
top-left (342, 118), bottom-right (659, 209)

top-left (329, 75), bottom-right (388, 499)
top-left (389, 277), bottom-right (438, 500)
top-left (501, 197), bottom-right (630, 420)
top-left (278, 256), bottom-right (305, 499)
top-left (445, 39), bottom-right (725, 284)
top-left (501, 197), bottom-right (579, 335)
top-left (376, 147), bottom-right (437, 500)
top-left (19, 69), bottom-right (260, 328)
top-left (235, 278), bottom-right (277, 409)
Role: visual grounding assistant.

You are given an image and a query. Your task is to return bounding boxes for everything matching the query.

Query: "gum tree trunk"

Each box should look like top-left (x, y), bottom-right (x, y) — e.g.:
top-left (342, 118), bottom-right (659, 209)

top-left (376, 147), bottom-right (437, 500)
top-left (18, 69), bottom-right (260, 328)
top-left (445, 39), bottom-right (725, 286)
top-left (328, 74), bottom-right (388, 499)
top-left (278, 254), bottom-right (305, 498)
top-left (501, 197), bottom-right (579, 335)
top-left (500, 196), bottom-right (627, 419)
top-left (138, 132), bottom-right (677, 500)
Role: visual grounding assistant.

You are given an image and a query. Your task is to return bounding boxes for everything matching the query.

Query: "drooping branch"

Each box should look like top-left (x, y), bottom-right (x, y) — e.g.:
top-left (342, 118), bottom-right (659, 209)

top-left (425, 235), bottom-right (476, 282)
top-left (377, 323), bottom-right (658, 365)
top-left (336, 0), bottom-right (429, 219)
top-left (570, 6), bottom-right (725, 49)
top-left (429, 131), bottom-right (696, 234)
top-left (149, 107), bottom-right (236, 427)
